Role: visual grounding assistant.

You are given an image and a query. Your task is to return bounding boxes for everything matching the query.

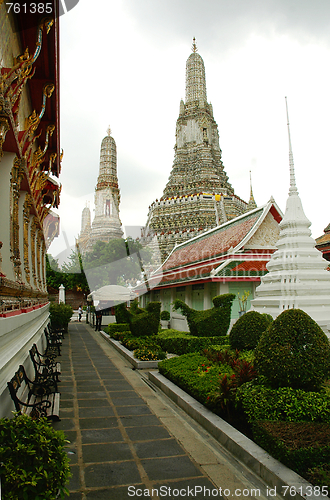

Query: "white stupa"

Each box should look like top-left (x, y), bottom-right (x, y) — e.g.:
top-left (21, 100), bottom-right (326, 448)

top-left (252, 98), bottom-right (330, 336)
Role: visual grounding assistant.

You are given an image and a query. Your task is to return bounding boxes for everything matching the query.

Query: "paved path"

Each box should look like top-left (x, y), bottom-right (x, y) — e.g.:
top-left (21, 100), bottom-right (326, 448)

top-left (54, 323), bottom-right (267, 500)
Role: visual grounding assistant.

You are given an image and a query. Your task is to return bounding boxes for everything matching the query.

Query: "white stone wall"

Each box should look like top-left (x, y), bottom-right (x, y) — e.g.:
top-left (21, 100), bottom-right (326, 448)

top-left (0, 305), bottom-right (49, 418)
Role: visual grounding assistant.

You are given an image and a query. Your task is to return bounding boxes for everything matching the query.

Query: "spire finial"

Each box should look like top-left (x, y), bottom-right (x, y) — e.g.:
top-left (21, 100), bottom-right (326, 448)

top-left (192, 37), bottom-right (198, 53)
top-left (247, 170), bottom-right (257, 210)
top-left (285, 97), bottom-right (298, 195)
top-left (107, 126), bottom-right (111, 136)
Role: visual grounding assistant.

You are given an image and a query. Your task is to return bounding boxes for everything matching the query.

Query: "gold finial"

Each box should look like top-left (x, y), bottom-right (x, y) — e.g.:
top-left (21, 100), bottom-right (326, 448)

top-left (192, 37), bottom-right (198, 53)
top-left (107, 126), bottom-right (111, 136)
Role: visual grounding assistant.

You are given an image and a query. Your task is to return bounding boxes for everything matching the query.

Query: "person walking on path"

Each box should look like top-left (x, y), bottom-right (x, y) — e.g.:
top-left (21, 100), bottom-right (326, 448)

top-left (95, 309), bottom-right (102, 331)
top-left (78, 305), bottom-right (83, 322)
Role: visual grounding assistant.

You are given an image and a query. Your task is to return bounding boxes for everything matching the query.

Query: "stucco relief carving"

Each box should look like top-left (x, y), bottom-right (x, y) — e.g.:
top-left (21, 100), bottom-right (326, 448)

top-left (247, 213), bottom-right (280, 247)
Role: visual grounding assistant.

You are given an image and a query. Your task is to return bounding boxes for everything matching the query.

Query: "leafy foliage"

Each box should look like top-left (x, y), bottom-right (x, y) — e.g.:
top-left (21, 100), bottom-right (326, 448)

top-left (160, 310), bottom-right (170, 321)
top-left (134, 347), bottom-right (166, 361)
top-left (47, 237), bottom-right (152, 293)
top-left (236, 382), bottom-right (330, 424)
top-left (156, 334), bottom-right (229, 355)
top-left (255, 309), bottom-right (330, 390)
top-left (0, 414), bottom-right (71, 500)
top-left (49, 302), bottom-right (73, 330)
top-left (172, 293), bottom-right (235, 337)
top-left (114, 303), bottom-right (130, 324)
top-left (252, 421), bottom-right (330, 478)
top-left (229, 311), bottom-right (273, 351)
top-left (129, 301), bottom-right (161, 337)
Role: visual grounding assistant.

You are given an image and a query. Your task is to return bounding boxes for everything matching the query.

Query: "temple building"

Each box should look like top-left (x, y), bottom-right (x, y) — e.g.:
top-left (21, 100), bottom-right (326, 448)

top-left (0, 1), bottom-right (61, 417)
top-left (77, 128), bottom-right (123, 253)
top-left (315, 223), bottom-right (330, 262)
top-left (252, 99), bottom-right (330, 336)
top-left (142, 39), bottom-right (249, 260)
top-left (137, 198), bottom-right (283, 330)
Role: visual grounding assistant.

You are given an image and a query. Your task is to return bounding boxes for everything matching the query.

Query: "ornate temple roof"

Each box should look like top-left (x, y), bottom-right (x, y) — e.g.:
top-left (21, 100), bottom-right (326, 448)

top-left (143, 199), bottom-right (282, 290)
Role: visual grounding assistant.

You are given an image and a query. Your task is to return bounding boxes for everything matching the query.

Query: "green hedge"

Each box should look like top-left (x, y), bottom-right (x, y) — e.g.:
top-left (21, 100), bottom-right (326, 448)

top-left (106, 323), bottom-right (131, 335)
top-left (156, 335), bottom-right (229, 355)
top-left (252, 421), bottom-right (330, 477)
top-left (236, 382), bottom-right (330, 424)
top-left (172, 293), bottom-right (235, 337)
top-left (159, 353), bottom-right (226, 405)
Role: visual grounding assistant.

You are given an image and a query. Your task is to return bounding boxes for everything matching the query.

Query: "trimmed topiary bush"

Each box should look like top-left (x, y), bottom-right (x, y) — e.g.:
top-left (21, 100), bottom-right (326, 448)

top-left (129, 301), bottom-right (161, 337)
top-left (172, 293), bottom-right (235, 337)
top-left (114, 303), bottom-right (130, 324)
top-left (229, 310), bottom-right (273, 351)
top-left (160, 310), bottom-right (170, 321)
top-left (255, 309), bottom-right (330, 390)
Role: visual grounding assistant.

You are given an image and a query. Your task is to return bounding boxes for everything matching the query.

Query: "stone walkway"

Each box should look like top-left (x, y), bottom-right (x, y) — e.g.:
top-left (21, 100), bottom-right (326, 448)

top-left (54, 322), bottom-right (267, 500)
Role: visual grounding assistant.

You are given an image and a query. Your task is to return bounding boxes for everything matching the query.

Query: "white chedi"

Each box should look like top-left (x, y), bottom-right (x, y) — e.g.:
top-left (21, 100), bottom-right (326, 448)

top-left (252, 99), bottom-right (330, 336)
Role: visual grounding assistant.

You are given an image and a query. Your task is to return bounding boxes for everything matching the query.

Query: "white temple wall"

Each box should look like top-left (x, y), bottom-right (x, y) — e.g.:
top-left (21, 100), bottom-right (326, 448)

top-left (0, 304), bottom-right (49, 418)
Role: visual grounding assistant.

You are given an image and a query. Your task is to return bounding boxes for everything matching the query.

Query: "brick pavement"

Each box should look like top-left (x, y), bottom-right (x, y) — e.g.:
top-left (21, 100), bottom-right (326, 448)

top-left (54, 322), bottom-right (221, 500)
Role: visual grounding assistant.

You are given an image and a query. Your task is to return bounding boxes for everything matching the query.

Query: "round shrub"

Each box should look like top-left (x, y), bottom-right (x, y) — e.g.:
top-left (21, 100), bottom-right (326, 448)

top-left (255, 309), bottom-right (330, 390)
top-left (160, 310), bottom-right (170, 321)
top-left (229, 311), bottom-right (273, 351)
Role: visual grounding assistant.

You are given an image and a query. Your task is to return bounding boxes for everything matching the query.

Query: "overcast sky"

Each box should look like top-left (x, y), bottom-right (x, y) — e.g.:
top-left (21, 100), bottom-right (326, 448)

top-left (49, 0), bottom-right (330, 259)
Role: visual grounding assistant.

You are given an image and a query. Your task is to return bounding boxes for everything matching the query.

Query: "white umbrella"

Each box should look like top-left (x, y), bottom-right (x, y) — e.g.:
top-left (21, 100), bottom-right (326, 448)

top-left (87, 285), bottom-right (137, 302)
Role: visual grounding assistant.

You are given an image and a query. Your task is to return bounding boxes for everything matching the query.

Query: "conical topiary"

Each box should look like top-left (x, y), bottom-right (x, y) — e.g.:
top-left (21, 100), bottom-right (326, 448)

top-left (255, 309), bottom-right (330, 390)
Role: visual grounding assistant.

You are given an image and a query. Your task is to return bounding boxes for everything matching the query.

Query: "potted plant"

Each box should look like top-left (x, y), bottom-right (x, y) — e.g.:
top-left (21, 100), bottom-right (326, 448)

top-left (160, 310), bottom-right (171, 329)
top-left (0, 413), bottom-right (71, 499)
top-left (237, 290), bottom-right (250, 317)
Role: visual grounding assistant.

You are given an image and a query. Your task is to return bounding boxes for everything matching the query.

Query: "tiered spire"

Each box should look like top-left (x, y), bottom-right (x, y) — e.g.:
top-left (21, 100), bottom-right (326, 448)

top-left (144, 39), bottom-right (248, 260)
top-left (185, 37), bottom-right (207, 106)
top-left (246, 171), bottom-right (257, 211)
top-left (252, 98), bottom-right (330, 335)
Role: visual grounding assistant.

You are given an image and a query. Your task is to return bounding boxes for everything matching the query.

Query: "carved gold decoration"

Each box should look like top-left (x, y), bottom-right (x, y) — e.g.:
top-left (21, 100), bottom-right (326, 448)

top-left (23, 194), bottom-right (33, 284)
top-left (23, 83), bottom-right (55, 140)
top-left (10, 157), bottom-right (25, 282)
top-left (40, 240), bottom-right (47, 290)
top-left (30, 217), bottom-right (38, 287)
top-left (48, 152), bottom-right (57, 171)
top-left (0, 116), bottom-right (10, 157)
top-left (0, 241), bottom-right (4, 276)
top-left (31, 124), bottom-right (55, 169)
top-left (36, 230), bottom-right (43, 288)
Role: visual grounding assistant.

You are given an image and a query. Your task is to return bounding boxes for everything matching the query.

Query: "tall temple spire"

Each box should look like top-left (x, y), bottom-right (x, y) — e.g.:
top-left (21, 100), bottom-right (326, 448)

top-left (285, 97), bottom-right (297, 195)
top-left (144, 40), bottom-right (248, 260)
top-left (185, 38), bottom-right (207, 106)
top-left (79, 129), bottom-right (123, 252)
top-left (252, 98), bottom-right (330, 334)
top-left (246, 170), bottom-right (257, 211)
